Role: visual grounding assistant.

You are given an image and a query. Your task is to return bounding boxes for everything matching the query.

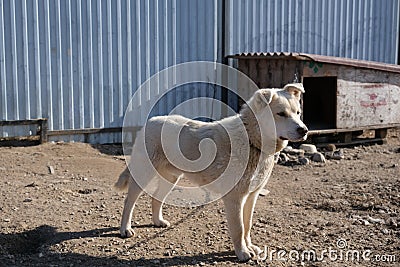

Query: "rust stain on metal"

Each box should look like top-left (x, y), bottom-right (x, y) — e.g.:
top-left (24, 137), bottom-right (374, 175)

top-left (367, 93), bottom-right (378, 100)
top-left (363, 84), bottom-right (385, 89)
top-left (360, 99), bottom-right (387, 108)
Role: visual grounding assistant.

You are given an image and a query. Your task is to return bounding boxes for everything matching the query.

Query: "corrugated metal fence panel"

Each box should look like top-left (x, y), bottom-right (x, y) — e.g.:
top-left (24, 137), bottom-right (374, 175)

top-left (0, 0), bottom-right (221, 142)
top-left (226, 0), bottom-right (400, 64)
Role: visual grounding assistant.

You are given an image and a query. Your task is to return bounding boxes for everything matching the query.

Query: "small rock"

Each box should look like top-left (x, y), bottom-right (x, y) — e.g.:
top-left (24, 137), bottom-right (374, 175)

top-left (23, 198), bottom-right (33, 203)
top-left (363, 220), bottom-right (371, 226)
top-left (330, 149), bottom-right (344, 160)
top-left (283, 146), bottom-right (293, 152)
top-left (367, 216), bottom-right (385, 224)
top-left (38, 252), bottom-right (44, 258)
top-left (299, 144), bottom-right (317, 154)
top-left (387, 218), bottom-right (398, 227)
top-left (164, 251), bottom-right (171, 256)
top-left (381, 228), bottom-right (389, 234)
top-left (324, 144), bottom-right (336, 151)
top-left (25, 182), bottom-right (38, 188)
top-left (278, 153), bottom-right (290, 164)
top-left (285, 148), bottom-right (305, 157)
top-left (312, 152), bottom-right (326, 163)
top-left (3, 218), bottom-right (10, 222)
top-left (259, 188), bottom-right (270, 196)
top-left (48, 165), bottom-right (55, 175)
top-left (298, 157), bottom-right (310, 165)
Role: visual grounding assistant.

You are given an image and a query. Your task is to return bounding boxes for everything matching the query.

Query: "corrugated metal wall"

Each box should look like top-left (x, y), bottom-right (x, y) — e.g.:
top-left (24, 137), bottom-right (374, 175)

top-left (0, 0), bottom-right (221, 143)
top-left (0, 0), bottom-right (399, 143)
top-left (226, 0), bottom-right (400, 64)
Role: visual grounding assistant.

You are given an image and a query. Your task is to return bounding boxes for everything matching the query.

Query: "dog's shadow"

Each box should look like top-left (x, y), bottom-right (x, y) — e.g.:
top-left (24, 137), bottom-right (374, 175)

top-left (0, 212), bottom-right (239, 266)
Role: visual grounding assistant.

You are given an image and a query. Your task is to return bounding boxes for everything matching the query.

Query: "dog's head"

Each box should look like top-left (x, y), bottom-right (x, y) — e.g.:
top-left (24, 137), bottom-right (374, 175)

top-left (247, 83), bottom-right (308, 150)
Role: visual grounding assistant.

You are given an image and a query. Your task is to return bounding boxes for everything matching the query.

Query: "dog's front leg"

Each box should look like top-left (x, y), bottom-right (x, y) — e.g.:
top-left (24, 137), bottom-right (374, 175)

top-left (243, 191), bottom-right (262, 255)
top-left (223, 194), bottom-right (252, 262)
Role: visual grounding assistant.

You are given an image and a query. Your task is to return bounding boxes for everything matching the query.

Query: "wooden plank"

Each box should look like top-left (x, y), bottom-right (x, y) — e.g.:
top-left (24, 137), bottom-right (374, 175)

top-left (0, 118), bottom-right (47, 126)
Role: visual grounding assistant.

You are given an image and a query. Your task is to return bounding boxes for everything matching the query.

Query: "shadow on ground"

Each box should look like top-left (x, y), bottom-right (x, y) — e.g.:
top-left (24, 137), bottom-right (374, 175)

top-left (0, 225), bottom-right (237, 266)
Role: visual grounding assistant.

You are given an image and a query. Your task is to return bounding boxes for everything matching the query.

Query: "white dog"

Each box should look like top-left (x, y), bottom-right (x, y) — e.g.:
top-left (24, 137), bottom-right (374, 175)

top-left (115, 83), bottom-right (308, 261)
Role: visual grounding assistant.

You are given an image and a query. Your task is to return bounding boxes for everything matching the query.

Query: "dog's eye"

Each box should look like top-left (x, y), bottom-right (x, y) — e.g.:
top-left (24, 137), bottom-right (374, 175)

top-left (297, 111), bottom-right (301, 115)
top-left (277, 112), bottom-right (286, 117)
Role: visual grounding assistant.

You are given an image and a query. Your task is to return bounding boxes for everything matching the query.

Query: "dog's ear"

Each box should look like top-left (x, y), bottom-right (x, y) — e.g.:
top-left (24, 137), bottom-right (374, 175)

top-left (283, 83), bottom-right (305, 100)
top-left (251, 89), bottom-right (274, 111)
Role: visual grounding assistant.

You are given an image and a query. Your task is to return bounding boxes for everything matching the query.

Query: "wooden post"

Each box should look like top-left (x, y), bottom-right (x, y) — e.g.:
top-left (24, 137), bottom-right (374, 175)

top-left (375, 128), bottom-right (388, 139)
top-left (38, 119), bottom-right (48, 144)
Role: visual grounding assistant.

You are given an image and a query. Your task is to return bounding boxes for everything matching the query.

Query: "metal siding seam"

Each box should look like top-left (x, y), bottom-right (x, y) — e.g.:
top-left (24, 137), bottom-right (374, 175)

top-left (172, 0), bottom-right (176, 87)
top-left (77, 0), bottom-right (84, 129)
top-left (117, 0), bottom-right (123, 120)
top-left (351, 0), bottom-right (357, 59)
top-left (153, 0), bottom-right (160, 117)
top-left (67, 0), bottom-right (74, 128)
top-left (44, 0), bottom-right (52, 129)
top-left (55, 0), bottom-right (64, 129)
top-left (301, 0), bottom-right (306, 52)
top-left (227, 0), bottom-right (234, 56)
top-left (258, 0), bottom-right (263, 51)
top-left (321, 0), bottom-right (327, 55)
top-left (381, 0), bottom-right (387, 62)
top-left (0, 0), bottom-right (7, 119)
top-left (364, 0), bottom-right (370, 60)
top-left (107, 0), bottom-right (113, 125)
top-left (280, 0), bottom-right (285, 52)
top-left (389, 0), bottom-right (396, 63)
top-left (134, 0), bottom-right (141, 125)
top-left (289, 0), bottom-right (293, 51)
top-left (395, 0), bottom-right (400, 63)
top-left (22, 0), bottom-right (30, 119)
top-left (144, 0), bottom-right (150, 102)
top-left (357, 0), bottom-right (363, 60)
top-left (285, 0), bottom-right (290, 52)
top-left (252, 0), bottom-right (258, 52)
top-left (86, 0), bottom-right (94, 128)
top-left (158, 0), bottom-right (166, 115)
top-left (126, 0), bottom-right (132, 99)
top-left (10, 0), bottom-right (18, 120)
top-left (332, 0), bottom-right (338, 55)
top-left (96, 1), bottom-right (104, 128)
top-left (214, 0), bottom-right (219, 62)
top-left (236, 0), bottom-right (242, 53)
top-left (368, 0), bottom-right (373, 61)
top-left (33, 0), bottom-right (42, 118)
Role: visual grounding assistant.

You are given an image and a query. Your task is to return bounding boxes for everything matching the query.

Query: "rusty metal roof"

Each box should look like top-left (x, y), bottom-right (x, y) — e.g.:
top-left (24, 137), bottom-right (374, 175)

top-left (228, 52), bottom-right (400, 74)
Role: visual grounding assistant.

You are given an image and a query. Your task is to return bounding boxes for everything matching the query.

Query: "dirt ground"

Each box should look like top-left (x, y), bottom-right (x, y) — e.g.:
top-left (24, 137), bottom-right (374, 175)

top-left (0, 129), bottom-right (399, 267)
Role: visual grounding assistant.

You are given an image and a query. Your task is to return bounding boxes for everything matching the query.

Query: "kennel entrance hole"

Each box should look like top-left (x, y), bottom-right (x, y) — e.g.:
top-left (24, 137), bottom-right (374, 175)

top-left (302, 77), bottom-right (337, 130)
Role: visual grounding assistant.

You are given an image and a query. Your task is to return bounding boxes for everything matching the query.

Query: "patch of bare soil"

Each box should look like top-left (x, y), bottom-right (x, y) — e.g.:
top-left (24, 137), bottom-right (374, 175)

top-left (0, 129), bottom-right (399, 267)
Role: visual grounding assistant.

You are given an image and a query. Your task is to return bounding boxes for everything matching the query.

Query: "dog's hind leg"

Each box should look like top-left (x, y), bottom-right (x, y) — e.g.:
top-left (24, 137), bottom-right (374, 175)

top-left (120, 176), bottom-right (143, 238)
top-left (243, 191), bottom-right (262, 255)
top-left (151, 172), bottom-right (179, 227)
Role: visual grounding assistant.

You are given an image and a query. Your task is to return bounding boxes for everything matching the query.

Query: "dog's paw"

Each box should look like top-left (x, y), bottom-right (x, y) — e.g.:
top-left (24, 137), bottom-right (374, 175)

top-left (248, 244), bottom-right (263, 255)
top-left (120, 228), bottom-right (135, 238)
top-left (154, 218), bottom-right (170, 228)
top-left (236, 248), bottom-right (253, 262)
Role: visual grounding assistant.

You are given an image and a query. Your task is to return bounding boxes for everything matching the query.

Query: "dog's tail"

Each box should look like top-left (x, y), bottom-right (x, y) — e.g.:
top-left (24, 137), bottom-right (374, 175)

top-left (114, 167), bottom-right (131, 191)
